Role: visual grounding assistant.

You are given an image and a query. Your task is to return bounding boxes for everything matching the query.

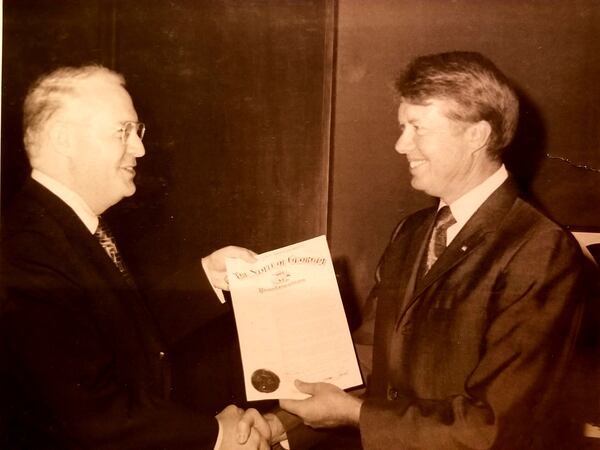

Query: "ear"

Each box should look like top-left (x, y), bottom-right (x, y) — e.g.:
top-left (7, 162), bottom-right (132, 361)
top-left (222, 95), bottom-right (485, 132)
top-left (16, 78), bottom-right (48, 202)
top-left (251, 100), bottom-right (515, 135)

top-left (47, 120), bottom-right (76, 157)
top-left (465, 120), bottom-right (492, 154)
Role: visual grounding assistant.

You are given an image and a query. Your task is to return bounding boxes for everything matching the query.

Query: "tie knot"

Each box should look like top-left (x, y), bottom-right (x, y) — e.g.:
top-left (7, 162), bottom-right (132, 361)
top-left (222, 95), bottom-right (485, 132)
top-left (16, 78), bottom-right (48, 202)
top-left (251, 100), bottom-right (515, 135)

top-left (434, 205), bottom-right (456, 231)
top-left (95, 217), bottom-right (108, 237)
top-left (420, 205), bottom-right (457, 276)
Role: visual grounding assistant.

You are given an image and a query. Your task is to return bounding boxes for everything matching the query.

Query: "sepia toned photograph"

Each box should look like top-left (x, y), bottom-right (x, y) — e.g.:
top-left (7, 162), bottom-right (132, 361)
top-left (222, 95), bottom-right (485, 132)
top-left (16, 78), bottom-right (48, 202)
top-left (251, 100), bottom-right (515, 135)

top-left (2, 1), bottom-right (599, 449)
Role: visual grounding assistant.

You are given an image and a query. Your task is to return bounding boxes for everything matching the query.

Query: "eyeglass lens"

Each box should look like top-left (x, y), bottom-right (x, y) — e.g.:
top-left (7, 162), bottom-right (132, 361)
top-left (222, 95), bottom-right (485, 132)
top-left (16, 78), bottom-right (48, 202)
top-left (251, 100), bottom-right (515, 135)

top-left (123, 122), bottom-right (145, 141)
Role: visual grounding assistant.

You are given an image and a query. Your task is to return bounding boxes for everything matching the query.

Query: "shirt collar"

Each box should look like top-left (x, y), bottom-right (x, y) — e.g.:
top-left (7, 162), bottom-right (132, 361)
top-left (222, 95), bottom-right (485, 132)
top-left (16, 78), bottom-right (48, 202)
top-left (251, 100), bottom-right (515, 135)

top-left (31, 169), bottom-right (99, 234)
top-left (441, 164), bottom-right (509, 227)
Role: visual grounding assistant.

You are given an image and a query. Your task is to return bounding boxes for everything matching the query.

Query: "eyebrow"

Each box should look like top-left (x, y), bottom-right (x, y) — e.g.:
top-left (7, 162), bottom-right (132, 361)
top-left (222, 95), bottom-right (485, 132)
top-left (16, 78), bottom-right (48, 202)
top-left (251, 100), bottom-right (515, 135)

top-left (403, 118), bottom-right (422, 126)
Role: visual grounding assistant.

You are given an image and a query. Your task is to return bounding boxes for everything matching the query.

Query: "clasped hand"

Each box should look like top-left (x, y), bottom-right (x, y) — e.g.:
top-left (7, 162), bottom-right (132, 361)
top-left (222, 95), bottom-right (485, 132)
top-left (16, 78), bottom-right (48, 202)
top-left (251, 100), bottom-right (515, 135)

top-left (280, 380), bottom-right (363, 429)
top-left (218, 380), bottom-right (363, 449)
top-left (217, 405), bottom-right (286, 449)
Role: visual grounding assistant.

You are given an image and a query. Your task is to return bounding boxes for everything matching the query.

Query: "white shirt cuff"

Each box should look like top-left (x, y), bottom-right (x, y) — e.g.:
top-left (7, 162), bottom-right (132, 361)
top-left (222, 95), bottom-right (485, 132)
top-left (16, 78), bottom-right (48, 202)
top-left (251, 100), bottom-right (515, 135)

top-left (201, 258), bottom-right (226, 304)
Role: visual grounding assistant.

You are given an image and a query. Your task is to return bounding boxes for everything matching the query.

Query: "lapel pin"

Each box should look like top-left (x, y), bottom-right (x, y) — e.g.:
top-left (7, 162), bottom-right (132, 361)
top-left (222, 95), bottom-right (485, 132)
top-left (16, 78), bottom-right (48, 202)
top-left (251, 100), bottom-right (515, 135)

top-left (461, 245), bottom-right (468, 252)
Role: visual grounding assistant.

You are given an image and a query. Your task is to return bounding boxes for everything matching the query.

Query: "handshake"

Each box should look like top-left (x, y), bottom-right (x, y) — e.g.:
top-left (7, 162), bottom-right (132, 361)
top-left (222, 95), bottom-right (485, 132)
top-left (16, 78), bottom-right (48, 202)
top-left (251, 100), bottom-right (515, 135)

top-left (216, 404), bottom-right (285, 450)
top-left (216, 380), bottom-right (364, 449)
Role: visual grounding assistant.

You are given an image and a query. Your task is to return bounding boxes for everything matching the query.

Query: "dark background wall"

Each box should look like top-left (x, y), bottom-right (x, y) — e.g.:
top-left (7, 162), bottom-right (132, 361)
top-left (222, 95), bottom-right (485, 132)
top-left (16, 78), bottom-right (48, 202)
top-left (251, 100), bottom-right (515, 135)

top-left (330, 0), bottom-right (600, 305)
top-left (2, 0), bottom-right (115, 207)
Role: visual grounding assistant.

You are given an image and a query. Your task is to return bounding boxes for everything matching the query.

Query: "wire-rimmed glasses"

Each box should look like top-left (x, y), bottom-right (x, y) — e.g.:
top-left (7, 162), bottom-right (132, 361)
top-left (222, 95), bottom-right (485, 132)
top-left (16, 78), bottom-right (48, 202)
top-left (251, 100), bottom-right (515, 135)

top-left (118, 121), bottom-right (146, 144)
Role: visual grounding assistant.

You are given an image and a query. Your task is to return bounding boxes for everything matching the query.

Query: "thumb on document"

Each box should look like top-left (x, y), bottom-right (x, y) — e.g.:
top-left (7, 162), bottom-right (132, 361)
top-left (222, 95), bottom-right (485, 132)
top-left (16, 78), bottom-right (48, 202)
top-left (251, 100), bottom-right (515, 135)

top-left (294, 379), bottom-right (314, 395)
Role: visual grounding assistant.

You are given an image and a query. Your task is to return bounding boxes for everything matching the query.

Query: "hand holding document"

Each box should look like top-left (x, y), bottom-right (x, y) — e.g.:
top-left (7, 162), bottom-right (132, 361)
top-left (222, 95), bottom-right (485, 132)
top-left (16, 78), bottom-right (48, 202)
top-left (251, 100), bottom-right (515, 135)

top-left (226, 235), bottom-right (363, 400)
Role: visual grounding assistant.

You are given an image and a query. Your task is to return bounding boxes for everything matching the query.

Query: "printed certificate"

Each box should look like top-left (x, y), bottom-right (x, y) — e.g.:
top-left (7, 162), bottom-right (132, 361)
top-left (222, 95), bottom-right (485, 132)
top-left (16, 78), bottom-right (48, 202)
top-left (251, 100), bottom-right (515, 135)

top-left (226, 235), bottom-right (363, 400)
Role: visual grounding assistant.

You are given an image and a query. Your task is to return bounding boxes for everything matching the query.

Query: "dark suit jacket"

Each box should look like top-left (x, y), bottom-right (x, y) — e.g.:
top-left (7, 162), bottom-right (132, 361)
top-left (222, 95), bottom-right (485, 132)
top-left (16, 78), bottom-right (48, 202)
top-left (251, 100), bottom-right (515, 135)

top-left (0, 179), bottom-right (233, 449)
top-left (353, 179), bottom-right (592, 449)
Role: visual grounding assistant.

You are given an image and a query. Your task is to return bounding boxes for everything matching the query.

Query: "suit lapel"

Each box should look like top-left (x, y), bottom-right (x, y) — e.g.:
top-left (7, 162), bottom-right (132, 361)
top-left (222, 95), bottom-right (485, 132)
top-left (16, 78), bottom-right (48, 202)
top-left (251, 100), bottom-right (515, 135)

top-left (410, 179), bottom-right (520, 306)
top-left (391, 208), bottom-right (436, 324)
top-left (25, 179), bottom-right (134, 290)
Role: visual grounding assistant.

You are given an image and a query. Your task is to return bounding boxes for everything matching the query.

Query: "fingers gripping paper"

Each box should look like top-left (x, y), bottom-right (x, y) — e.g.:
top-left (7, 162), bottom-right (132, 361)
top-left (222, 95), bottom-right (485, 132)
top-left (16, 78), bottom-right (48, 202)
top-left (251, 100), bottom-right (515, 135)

top-left (226, 235), bottom-right (363, 400)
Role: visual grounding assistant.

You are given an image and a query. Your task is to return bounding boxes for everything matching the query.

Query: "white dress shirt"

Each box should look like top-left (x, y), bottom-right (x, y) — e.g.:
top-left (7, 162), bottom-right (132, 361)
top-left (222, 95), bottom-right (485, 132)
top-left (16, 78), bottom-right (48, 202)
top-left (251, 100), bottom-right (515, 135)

top-left (442, 164), bottom-right (509, 245)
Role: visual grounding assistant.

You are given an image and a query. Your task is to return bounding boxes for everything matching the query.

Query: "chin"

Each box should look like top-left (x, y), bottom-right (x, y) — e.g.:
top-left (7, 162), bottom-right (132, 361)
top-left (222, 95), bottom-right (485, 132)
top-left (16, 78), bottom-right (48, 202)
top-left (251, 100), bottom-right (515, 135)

top-left (123, 188), bottom-right (137, 198)
top-left (121, 180), bottom-right (137, 198)
top-left (410, 179), bottom-right (427, 192)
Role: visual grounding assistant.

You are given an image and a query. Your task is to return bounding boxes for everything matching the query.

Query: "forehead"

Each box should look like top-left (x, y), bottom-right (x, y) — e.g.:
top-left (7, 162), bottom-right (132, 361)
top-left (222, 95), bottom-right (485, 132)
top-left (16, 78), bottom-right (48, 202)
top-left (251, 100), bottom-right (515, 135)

top-left (65, 79), bottom-right (137, 125)
top-left (397, 98), bottom-right (455, 122)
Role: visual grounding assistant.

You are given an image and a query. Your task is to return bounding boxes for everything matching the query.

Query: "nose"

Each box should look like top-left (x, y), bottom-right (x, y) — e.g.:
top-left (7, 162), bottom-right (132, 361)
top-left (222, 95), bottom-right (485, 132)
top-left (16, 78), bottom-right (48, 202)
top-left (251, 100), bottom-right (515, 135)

top-left (395, 127), bottom-right (415, 155)
top-left (126, 132), bottom-right (145, 158)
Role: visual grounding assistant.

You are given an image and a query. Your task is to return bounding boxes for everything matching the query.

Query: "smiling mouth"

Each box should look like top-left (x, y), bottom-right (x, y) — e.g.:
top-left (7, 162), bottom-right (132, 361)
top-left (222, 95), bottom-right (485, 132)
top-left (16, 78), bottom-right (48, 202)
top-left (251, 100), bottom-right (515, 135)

top-left (121, 166), bottom-right (136, 176)
top-left (409, 160), bottom-right (427, 169)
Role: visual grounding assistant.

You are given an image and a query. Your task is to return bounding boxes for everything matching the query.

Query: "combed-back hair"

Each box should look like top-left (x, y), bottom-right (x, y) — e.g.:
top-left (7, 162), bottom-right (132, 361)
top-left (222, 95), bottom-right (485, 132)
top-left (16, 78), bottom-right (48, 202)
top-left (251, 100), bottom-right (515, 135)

top-left (23, 65), bottom-right (125, 157)
top-left (395, 51), bottom-right (519, 159)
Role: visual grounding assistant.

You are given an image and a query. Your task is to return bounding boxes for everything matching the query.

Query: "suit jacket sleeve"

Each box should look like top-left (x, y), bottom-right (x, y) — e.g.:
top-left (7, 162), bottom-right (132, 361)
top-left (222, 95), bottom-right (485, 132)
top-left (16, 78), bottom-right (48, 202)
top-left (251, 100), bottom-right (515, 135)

top-left (359, 227), bottom-right (589, 449)
top-left (144, 256), bottom-right (232, 346)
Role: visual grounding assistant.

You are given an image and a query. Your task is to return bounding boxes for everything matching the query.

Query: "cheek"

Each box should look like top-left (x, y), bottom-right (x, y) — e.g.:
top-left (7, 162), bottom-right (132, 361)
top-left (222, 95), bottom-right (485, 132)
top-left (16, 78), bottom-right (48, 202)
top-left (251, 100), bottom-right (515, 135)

top-left (101, 150), bottom-right (126, 172)
top-left (415, 134), bottom-right (442, 157)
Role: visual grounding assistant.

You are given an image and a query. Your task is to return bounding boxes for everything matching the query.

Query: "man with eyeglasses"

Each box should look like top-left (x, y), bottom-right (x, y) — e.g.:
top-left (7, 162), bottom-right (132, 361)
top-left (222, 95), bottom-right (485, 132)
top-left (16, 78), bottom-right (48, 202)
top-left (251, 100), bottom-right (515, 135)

top-left (0, 65), bottom-right (272, 449)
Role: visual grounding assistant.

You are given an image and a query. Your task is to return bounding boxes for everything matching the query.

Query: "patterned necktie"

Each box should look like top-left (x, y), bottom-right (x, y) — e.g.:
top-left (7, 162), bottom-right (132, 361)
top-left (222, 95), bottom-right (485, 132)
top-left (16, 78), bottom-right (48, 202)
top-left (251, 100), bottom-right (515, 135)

top-left (94, 217), bottom-right (131, 279)
top-left (423, 205), bottom-right (456, 274)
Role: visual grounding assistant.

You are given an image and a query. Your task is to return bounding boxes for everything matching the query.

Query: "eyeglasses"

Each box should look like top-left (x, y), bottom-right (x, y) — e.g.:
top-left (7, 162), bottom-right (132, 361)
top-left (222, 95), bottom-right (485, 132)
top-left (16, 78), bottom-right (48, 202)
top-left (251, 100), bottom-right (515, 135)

top-left (118, 121), bottom-right (146, 143)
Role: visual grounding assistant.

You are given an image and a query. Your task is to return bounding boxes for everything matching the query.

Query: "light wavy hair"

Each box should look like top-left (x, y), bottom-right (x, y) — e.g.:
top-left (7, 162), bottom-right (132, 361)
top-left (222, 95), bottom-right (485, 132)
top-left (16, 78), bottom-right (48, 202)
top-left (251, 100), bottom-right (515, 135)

top-left (395, 51), bottom-right (519, 159)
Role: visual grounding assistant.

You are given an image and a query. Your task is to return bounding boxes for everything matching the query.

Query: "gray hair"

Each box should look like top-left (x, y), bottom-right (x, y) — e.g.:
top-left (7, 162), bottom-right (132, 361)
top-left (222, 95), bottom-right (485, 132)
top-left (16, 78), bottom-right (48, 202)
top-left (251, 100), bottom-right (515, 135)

top-left (23, 65), bottom-right (125, 157)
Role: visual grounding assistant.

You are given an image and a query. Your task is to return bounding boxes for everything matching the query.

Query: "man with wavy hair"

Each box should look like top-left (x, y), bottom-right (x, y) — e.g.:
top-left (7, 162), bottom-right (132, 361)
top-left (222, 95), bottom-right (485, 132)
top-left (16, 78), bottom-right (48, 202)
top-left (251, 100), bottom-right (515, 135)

top-left (275, 52), bottom-right (592, 449)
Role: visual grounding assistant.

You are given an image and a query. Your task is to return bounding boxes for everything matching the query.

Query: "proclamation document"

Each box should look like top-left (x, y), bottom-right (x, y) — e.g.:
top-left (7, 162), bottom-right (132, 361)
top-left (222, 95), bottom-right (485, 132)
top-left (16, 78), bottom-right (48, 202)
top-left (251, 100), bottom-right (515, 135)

top-left (226, 235), bottom-right (363, 401)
